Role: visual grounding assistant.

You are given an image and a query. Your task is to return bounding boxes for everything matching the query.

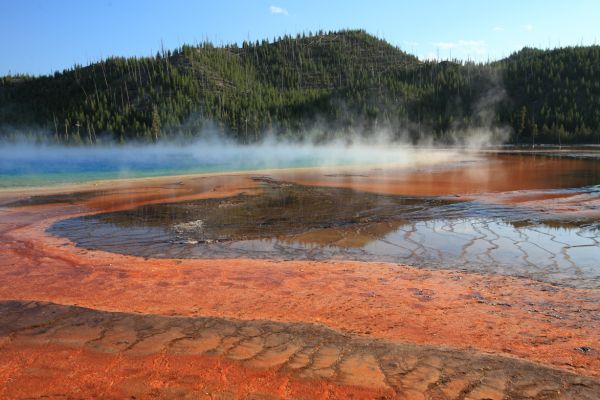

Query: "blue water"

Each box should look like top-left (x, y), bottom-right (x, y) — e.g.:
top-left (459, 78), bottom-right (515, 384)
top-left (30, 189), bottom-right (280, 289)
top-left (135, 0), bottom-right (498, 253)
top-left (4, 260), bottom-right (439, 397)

top-left (0, 142), bottom-right (423, 188)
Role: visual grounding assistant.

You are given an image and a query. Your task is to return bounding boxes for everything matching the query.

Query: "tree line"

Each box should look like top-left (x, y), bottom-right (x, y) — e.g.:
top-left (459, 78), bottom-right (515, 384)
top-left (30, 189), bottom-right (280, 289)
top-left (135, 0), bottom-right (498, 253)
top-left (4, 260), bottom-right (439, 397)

top-left (1, 29), bottom-right (599, 144)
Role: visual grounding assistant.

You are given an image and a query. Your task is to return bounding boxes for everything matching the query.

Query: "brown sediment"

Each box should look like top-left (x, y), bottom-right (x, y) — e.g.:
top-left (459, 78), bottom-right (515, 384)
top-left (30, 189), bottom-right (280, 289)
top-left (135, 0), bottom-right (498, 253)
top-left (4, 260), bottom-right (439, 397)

top-left (47, 177), bottom-right (600, 287)
top-left (2, 151), bottom-right (599, 204)
top-left (0, 173), bottom-right (259, 210)
top-left (1, 153), bottom-right (600, 397)
top-left (285, 219), bottom-right (407, 248)
top-left (1, 300), bottom-right (599, 399)
top-left (0, 202), bottom-right (599, 378)
top-left (47, 177), bottom-right (459, 252)
top-left (273, 154), bottom-right (600, 196)
top-left (84, 177), bottom-right (453, 241)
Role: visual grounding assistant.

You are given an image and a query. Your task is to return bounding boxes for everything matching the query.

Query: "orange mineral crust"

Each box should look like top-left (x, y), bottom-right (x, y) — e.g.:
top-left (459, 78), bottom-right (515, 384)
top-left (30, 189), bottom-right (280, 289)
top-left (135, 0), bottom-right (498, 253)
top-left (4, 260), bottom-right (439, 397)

top-left (1, 154), bottom-right (600, 398)
top-left (0, 344), bottom-right (394, 400)
top-left (2, 301), bottom-right (599, 399)
top-left (274, 154), bottom-right (600, 196)
top-left (0, 202), bottom-right (599, 378)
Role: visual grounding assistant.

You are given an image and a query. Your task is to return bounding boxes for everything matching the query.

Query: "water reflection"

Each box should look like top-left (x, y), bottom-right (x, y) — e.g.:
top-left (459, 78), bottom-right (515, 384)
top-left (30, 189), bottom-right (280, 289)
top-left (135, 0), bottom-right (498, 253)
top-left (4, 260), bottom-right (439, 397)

top-left (49, 178), bottom-right (600, 288)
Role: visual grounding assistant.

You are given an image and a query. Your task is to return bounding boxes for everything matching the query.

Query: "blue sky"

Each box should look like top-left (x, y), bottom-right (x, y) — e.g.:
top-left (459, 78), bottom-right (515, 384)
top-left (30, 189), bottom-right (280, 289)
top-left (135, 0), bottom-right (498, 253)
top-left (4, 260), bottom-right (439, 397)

top-left (2, 0), bottom-right (599, 76)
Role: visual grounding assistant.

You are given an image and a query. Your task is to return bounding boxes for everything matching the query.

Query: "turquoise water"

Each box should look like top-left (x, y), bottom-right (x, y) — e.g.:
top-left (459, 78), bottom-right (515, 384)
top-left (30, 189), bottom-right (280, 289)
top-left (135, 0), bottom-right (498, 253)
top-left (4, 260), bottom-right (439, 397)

top-left (0, 143), bottom-right (417, 188)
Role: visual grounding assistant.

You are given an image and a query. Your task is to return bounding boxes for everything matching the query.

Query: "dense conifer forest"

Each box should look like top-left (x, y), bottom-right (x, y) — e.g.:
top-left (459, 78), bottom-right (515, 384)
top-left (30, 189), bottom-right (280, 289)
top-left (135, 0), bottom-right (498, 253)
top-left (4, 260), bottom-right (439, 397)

top-left (1, 29), bottom-right (599, 144)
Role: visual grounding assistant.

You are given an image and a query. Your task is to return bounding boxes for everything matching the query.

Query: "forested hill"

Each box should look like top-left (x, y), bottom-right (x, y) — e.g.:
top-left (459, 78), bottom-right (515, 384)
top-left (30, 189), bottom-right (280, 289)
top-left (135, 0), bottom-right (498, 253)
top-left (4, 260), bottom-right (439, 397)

top-left (1, 29), bottom-right (599, 144)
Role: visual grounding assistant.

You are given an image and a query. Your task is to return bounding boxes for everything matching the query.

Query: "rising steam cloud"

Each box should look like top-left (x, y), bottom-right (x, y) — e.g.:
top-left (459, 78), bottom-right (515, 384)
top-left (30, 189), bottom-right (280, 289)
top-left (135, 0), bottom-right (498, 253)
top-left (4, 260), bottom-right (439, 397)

top-left (0, 126), bottom-right (501, 187)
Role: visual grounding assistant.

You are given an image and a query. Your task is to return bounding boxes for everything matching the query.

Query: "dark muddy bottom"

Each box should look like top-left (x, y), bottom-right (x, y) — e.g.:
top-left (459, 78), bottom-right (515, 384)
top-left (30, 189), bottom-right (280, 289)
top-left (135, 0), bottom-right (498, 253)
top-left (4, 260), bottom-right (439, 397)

top-left (49, 178), bottom-right (600, 288)
top-left (1, 189), bottom-right (109, 207)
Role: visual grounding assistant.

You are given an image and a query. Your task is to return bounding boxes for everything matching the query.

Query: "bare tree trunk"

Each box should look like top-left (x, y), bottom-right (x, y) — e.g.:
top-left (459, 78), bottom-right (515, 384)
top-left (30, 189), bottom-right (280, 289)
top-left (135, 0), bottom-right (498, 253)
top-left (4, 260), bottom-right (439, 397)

top-left (100, 62), bottom-right (109, 89)
top-left (53, 114), bottom-right (59, 141)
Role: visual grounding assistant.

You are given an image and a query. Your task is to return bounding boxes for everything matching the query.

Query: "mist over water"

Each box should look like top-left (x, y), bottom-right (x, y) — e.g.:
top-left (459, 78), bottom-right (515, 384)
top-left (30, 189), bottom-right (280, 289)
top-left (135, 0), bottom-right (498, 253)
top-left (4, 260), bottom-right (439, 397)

top-left (0, 137), bottom-right (468, 188)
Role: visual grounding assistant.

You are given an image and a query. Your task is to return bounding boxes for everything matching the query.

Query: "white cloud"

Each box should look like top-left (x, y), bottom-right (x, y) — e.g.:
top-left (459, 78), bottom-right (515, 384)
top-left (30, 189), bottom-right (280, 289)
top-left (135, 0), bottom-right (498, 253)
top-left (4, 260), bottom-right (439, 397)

top-left (492, 26), bottom-right (504, 32)
top-left (270, 5), bottom-right (288, 15)
top-left (524, 24), bottom-right (534, 32)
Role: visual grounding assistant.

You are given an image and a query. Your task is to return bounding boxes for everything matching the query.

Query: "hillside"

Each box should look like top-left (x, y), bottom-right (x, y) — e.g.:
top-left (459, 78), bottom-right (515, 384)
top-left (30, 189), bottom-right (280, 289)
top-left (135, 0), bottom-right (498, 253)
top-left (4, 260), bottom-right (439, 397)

top-left (1, 29), bottom-right (599, 144)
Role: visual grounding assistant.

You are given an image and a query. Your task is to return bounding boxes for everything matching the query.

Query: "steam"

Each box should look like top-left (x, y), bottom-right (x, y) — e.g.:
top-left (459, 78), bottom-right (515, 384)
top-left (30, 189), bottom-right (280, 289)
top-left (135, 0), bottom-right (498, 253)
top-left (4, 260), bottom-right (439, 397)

top-left (0, 129), bottom-right (498, 187)
top-left (1, 84), bottom-right (511, 188)
top-left (0, 55), bottom-right (514, 190)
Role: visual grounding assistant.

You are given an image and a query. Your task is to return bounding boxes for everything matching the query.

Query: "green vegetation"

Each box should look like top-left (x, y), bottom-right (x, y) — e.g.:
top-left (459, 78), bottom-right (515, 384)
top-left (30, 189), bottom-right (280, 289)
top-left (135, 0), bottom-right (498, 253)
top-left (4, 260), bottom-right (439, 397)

top-left (1, 29), bottom-right (599, 144)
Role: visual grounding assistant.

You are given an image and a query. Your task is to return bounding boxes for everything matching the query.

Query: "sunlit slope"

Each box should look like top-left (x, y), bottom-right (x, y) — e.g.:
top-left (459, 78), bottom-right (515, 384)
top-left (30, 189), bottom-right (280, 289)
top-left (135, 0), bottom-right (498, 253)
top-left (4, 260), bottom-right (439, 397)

top-left (1, 30), bottom-right (600, 143)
